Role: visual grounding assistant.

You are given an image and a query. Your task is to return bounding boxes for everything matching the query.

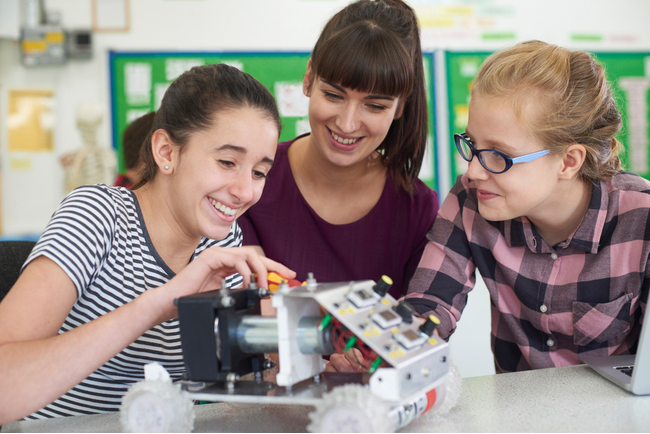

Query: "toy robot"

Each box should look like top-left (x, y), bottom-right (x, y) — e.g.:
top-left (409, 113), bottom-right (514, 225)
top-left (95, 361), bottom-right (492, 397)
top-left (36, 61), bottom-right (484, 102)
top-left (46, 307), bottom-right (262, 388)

top-left (120, 274), bottom-right (461, 432)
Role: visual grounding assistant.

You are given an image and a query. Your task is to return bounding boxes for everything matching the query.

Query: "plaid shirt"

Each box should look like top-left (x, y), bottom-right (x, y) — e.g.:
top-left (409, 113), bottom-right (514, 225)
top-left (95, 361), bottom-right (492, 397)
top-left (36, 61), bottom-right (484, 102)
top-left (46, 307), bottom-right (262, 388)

top-left (405, 171), bottom-right (650, 373)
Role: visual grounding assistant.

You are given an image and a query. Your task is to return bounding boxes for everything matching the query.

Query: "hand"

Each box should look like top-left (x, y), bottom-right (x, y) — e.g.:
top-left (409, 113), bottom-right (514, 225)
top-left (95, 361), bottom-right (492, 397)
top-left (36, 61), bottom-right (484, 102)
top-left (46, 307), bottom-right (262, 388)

top-left (325, 349), bottom-right (366, 373)
top-left (141, 246), bottom-right (295, 323)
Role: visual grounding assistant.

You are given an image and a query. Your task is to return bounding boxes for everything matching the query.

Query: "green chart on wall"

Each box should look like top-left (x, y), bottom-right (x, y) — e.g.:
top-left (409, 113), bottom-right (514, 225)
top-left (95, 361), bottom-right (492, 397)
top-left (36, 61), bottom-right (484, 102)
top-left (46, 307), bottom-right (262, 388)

top-left (444, 51), bottom-right (650, 187)
top-left (109, 51), bottom-right (438, 191)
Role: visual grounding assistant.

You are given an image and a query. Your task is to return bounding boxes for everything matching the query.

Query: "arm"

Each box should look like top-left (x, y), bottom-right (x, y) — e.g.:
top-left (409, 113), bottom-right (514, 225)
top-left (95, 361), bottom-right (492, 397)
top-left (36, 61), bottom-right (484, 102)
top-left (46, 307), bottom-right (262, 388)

top-left (401, 186), bottom-right (440, 296)
top-left (0, 244), bottom-right (292, 424)
top-left (403, 177), bottom-right (477, 340)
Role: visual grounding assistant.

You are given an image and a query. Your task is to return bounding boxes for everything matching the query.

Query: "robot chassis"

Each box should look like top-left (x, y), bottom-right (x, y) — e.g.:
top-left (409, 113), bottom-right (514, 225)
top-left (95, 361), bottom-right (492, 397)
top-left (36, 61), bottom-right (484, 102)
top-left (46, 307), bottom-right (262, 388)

top-left (120, 275), bottom-right (460, 432)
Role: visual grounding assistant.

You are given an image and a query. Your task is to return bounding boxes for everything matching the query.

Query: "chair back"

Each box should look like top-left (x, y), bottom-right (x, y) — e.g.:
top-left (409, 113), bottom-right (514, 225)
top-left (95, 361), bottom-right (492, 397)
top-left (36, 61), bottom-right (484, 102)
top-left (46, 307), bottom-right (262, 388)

top-left (0, 241), bottom-right (36, 301)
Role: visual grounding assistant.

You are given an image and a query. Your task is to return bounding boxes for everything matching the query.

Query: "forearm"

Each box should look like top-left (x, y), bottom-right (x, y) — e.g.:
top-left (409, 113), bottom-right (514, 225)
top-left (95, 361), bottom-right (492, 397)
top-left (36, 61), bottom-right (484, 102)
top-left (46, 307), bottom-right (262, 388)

top-left (0, 292), bottom-right (162, 424)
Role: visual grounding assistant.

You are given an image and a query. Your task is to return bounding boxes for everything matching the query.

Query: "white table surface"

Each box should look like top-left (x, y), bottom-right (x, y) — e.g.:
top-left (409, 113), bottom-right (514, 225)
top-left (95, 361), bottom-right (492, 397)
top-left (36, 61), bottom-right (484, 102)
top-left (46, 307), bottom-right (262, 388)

top-left (3, 364), bottom-right (649, 433)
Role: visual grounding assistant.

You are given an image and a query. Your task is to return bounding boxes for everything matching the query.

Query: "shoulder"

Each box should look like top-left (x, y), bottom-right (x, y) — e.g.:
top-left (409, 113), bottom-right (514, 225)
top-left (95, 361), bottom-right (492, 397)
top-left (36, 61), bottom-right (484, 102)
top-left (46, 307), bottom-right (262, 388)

top-left (58, 184), bottom-right (133, 217)
top-left (600, 172), bottom-right (650, 213)
top-left (274, 134), bottom-right (305, 162)
top-left (609, 171), bottom-right (650, 195)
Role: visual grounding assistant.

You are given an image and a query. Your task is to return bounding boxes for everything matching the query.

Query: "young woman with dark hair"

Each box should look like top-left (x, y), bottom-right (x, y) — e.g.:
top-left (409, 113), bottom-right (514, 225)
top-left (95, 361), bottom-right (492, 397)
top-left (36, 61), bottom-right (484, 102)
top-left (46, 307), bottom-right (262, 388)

top-left (0, 63), bottom-right (294, 423)
top-left (239, 0), bottom-right (439, 299)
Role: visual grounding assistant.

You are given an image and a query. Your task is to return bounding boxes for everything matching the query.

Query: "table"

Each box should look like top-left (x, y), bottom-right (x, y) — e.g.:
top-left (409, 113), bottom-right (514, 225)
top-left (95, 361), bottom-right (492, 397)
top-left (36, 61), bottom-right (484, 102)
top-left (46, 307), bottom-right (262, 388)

top-left (3, 364), bottom-right (649, 432)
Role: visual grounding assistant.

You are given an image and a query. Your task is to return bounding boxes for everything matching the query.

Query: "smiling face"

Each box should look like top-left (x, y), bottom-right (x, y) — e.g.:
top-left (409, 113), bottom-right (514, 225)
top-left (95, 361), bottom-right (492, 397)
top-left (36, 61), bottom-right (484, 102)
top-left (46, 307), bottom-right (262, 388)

top-left (304, 72), bottom-right (402, 169)
top-left (169, 107), bottom-right (278, 241)
top-left (464, 95), bottom-right (564, 223)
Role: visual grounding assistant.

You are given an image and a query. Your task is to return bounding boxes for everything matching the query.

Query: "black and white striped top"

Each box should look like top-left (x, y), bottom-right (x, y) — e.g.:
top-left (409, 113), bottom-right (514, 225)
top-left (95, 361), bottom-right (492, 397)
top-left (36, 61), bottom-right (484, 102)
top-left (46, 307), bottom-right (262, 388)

top-left (23, 185), bottom-right (242, 419)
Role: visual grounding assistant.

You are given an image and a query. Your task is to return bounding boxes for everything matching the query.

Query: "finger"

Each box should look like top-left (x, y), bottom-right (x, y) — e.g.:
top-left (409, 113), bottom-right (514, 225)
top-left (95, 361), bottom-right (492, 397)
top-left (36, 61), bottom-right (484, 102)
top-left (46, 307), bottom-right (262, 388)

top-left (258, 256), bottom-right (296, 281)
top-left (328, 354), bottom-right (358, 373)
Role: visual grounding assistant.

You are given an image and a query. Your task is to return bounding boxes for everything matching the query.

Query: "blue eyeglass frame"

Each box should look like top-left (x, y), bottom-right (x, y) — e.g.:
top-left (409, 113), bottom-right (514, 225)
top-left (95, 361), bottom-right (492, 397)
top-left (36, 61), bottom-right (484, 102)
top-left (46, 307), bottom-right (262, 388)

top-left (454, 133), bottom-right (550, 174)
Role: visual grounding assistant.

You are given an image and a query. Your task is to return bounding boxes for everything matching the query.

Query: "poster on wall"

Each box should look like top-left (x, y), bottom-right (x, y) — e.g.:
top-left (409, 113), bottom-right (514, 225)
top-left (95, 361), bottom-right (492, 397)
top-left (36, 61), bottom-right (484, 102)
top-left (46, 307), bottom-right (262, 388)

top-left (8, 89), bottom-right (55, 152)
top-left (444, 51), bottom-right (650, 187)
top-left (109, 51), bottom-right (439, 191)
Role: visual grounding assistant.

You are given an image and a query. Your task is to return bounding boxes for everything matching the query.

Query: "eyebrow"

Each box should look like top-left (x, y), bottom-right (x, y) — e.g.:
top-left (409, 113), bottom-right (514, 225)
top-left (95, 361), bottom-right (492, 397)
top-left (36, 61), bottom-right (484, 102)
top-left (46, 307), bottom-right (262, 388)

top-left (464, 128), bottom-right (516, 154)
top-left (322, 80), bottom-right (396, 102)
top-left (217, 144), bottom-right (274, 165)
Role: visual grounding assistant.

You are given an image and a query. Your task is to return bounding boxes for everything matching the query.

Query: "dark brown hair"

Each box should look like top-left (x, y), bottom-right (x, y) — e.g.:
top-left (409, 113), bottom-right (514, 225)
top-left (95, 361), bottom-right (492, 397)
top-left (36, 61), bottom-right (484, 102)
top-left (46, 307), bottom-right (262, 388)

top-left (309, 0), bottom-right (428, 194)
top-left (471, 40), bottom-right (622, 181)
top-left (122, 111), bottom-right (155, 171)
top-left (133, 63), bottom-right (281, 190)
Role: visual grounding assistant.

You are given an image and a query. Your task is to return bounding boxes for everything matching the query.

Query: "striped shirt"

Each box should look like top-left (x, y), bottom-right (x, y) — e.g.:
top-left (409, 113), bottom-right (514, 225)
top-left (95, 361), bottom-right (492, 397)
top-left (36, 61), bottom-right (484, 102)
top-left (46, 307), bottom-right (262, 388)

top-left (23, 185), bottom-right (242, 418)
top-left (404, 172), bottom-right (650, 373)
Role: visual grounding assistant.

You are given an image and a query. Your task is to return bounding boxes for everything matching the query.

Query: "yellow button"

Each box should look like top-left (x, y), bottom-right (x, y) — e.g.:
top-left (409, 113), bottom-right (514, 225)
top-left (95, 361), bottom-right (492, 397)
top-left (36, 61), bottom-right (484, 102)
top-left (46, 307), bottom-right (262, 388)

top-left (338, 309), bottom-right (347, 316)
top-left (391, 327), bottom-right (399, 334)
top-left (22, 40), bottom-right (47, 52)
top-left (346, 307), bottom-right (356, 314)
top-left (428, 338), bottom-right (438, 345)
top-left (45, 31), bottom-right (64, 43)
top-left (372, 328), bottom-right (381, 335)
top-left (389, 351), bottom-right (398, 359)
top-left (363, 331), bottom-right (372, 338)
top-left (397, 349), bottom-right (405, 356)
top-left (381, 299), bottom-right (390, 306)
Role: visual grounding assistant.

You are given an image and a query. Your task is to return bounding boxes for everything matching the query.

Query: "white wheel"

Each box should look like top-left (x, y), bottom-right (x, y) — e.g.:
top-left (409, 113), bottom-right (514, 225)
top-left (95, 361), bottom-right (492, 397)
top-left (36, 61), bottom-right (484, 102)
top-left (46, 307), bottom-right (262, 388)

top-left (307, 384), bottom-right (394, 433)
top-left (120, 380), bottom-right (195, 433)
top-left (423, 359), bottom-right (463, 419)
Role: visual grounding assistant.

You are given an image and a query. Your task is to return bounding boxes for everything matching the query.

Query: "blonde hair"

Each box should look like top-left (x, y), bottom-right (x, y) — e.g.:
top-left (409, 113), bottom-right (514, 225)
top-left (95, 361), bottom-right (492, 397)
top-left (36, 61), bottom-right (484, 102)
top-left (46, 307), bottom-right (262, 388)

top-left (471, 40), bottom-right (622, 181)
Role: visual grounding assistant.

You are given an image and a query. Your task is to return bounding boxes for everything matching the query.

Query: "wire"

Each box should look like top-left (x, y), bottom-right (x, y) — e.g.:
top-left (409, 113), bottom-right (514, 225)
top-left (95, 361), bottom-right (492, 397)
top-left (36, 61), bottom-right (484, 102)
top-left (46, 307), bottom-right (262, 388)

top-left (329, 317), bottom-right (381, 372)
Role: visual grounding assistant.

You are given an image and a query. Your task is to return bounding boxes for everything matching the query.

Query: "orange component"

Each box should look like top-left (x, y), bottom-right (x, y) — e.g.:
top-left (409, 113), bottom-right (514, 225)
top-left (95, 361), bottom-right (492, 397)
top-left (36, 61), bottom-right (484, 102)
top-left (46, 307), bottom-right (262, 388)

top-left (267, 272), bottom-right (303, 291)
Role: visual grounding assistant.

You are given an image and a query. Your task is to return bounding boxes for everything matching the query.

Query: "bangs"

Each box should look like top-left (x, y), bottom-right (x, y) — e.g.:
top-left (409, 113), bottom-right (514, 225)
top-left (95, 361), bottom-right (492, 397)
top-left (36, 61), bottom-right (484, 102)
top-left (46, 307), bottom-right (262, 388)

top-left (311, 22), bottom-right (413, 98)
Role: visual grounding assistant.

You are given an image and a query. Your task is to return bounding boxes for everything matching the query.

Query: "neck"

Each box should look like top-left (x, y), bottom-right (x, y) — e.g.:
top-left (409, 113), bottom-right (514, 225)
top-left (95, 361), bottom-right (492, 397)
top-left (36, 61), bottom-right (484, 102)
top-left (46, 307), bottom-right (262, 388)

top-left (134, 182), bottom-right (201, 272)
top-left (291, 135), bottom-right (385, 191)
top-left (530, 178), bottom-right (592, 247)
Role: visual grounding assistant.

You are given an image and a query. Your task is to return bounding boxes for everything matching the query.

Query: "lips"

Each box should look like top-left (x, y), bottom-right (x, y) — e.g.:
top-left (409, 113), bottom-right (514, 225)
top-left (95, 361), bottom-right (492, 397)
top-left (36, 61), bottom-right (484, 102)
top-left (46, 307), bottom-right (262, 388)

top-left (208, 197), bottom-right (237, 216)
top-left (329, 129), bottom-right (362, 151)
top-left (476, 189), bottom-right (499, 201)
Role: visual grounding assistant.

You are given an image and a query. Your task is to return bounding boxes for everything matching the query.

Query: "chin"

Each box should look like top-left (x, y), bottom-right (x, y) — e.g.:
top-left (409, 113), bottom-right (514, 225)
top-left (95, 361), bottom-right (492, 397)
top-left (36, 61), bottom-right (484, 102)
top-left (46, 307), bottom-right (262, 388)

top-left (477, 205), bottom-right (508, 223)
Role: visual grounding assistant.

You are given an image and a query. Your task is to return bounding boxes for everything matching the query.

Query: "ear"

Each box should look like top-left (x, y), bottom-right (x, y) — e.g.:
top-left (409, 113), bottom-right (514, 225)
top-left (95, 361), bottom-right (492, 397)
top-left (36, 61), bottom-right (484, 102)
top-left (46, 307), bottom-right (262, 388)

top-left (303, 58), bottom-right (314, 97)
top-left (558, 144), bottom-right (586, 180)
top-left (151, 129), bottom-right (175, 173)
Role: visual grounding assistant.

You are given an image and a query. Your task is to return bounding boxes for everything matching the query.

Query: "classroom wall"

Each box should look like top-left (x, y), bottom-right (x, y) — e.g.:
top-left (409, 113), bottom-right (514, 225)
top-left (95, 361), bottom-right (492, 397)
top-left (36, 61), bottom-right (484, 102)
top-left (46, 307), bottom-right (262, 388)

top-left (1, 0), bottom-right (650, 378)
top-left (3, 0), bottom-right (650, 237)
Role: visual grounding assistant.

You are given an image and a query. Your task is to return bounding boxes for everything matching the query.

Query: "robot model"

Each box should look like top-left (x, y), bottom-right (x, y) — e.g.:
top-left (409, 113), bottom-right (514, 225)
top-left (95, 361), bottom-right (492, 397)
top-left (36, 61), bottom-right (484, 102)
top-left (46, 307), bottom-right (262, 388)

top-left (120, 274), bottom-right (461, 432)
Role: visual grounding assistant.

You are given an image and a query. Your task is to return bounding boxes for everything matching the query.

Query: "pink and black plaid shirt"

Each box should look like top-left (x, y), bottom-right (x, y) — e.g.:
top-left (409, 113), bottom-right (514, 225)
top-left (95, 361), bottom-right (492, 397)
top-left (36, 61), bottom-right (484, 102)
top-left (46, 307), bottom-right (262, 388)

top-left (405, 172), bottom-right (650, 373)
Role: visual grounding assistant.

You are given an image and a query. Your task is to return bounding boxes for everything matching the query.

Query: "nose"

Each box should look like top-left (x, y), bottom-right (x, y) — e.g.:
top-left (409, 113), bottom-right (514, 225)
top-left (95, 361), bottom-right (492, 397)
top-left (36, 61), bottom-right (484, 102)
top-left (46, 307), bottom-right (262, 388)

top-left (229, 170), bottom-right (254, 204)
top-left (336, 103), bottom-right (359, 133)
top-left (465, 153), bottom-right (489, 181)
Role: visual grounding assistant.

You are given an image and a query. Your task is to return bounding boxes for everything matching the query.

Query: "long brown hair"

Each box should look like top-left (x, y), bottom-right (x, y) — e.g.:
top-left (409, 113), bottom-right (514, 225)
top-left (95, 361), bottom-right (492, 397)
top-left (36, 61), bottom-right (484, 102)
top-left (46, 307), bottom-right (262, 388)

top-left (308, 0), bottom-right (428, 194)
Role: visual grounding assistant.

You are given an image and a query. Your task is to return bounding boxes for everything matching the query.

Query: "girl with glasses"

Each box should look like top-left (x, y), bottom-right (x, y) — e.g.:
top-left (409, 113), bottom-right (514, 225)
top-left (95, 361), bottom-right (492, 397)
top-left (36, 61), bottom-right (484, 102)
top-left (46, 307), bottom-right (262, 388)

top-left (403, 40), bottom-right (649, 373)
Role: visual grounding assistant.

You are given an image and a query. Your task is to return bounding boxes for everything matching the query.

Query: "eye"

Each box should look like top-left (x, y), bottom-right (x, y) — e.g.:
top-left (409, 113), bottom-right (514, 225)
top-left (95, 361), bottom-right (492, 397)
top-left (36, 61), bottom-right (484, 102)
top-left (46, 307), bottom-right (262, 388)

top-left (252, 170), bottom-right (267, 180)
top-left (367, 103), bottom-right (388, 112)
top-left (324, 91), bottom-right (343, 101)
top-left (219, 160), bottom-right (235, 168)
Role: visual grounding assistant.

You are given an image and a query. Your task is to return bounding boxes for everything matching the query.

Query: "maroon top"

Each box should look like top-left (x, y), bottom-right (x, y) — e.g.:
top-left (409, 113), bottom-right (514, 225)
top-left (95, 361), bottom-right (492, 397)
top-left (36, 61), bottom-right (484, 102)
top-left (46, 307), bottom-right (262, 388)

top-left (239, 136), bottom-right (439, 298)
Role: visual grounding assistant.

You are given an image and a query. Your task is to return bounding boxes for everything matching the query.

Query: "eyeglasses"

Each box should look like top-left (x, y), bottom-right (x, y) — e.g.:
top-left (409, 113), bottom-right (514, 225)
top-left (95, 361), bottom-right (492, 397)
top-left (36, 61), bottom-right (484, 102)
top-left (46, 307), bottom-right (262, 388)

top-left (454, 133), bottom-right (550, 174)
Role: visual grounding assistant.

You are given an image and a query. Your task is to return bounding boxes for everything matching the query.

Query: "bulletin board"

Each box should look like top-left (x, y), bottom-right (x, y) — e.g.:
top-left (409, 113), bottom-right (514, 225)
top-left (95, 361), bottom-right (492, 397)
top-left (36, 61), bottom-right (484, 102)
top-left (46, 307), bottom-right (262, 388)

top-left (443, 51), bottom-right (650, 187)
top-left (108, 51), bottom-right (438, 191)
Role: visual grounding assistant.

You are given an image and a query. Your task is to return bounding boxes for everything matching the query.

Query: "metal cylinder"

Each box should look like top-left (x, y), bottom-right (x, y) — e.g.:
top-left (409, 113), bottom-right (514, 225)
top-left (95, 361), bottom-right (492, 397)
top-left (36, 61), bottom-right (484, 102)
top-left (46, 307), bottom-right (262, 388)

top-left (235, 316), bottom-right (279, 354)
top-left (231, 315), bottom-right (334, 355)
top-left (296, 316), bottom-right (335, 355)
